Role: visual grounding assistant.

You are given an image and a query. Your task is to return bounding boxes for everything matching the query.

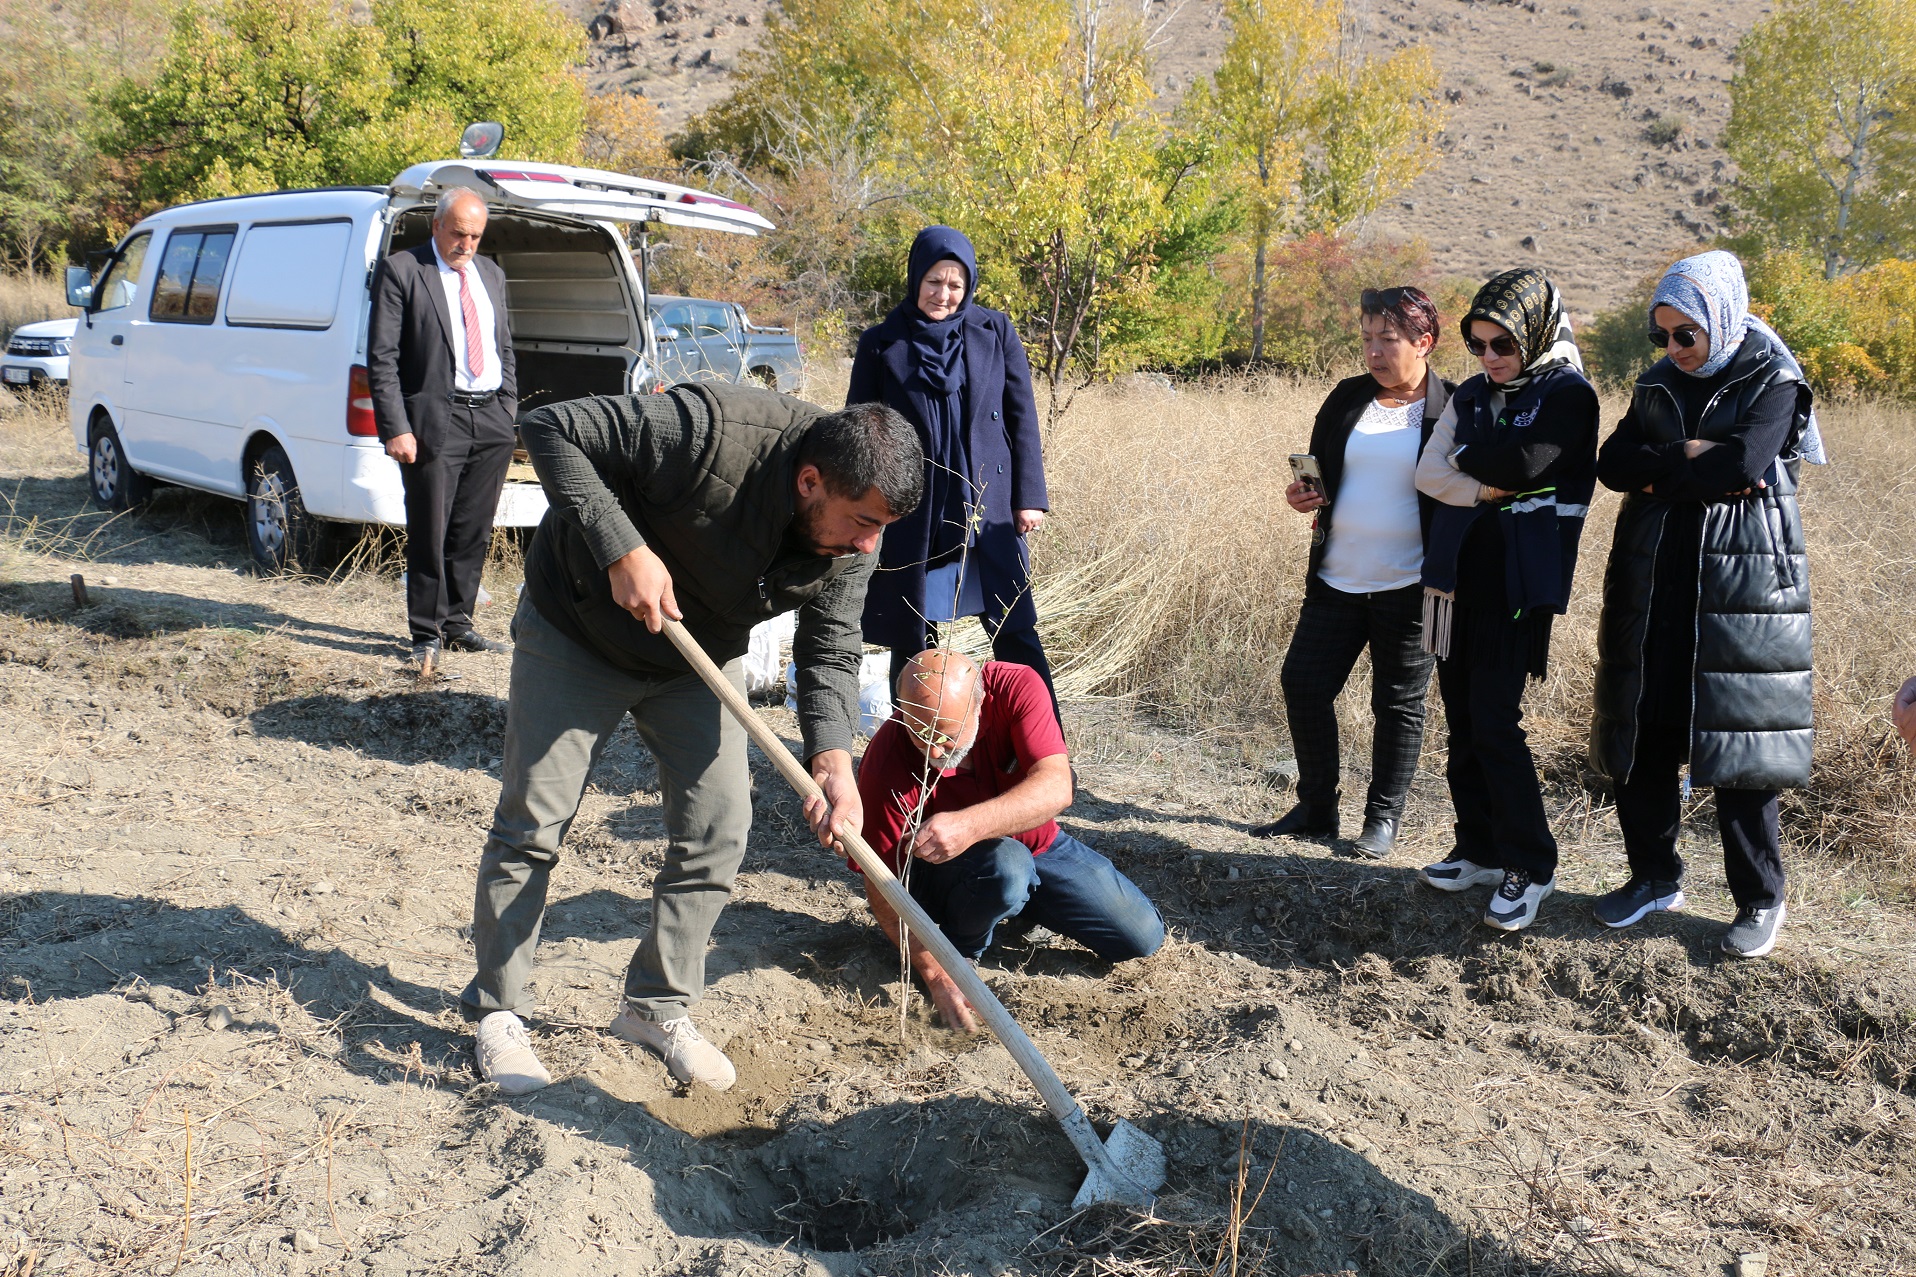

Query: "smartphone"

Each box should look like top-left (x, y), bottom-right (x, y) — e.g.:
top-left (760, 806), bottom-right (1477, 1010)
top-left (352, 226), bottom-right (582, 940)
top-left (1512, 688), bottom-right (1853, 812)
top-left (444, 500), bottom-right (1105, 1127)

top-left (1289, 453), bottom-right (1324, 498)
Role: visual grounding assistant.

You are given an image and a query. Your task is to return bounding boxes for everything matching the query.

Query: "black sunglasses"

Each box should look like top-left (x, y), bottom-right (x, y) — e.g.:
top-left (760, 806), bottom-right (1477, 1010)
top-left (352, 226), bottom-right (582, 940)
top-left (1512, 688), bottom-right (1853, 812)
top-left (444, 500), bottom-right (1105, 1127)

top-left (1646, 324), bottom-right (1703, 349)
top-left (1463, 333), bottom-right (1522, 358)
top-left (1361, 287), bottom-right (1411, 311)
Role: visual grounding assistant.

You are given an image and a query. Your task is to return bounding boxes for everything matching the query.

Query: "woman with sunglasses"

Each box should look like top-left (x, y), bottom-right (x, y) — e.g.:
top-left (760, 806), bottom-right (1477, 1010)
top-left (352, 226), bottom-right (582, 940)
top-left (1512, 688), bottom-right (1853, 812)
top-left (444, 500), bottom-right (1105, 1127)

top-left (1413, 268), bottom-right (1599, 931)
top-left (1587, 250), bottom-right (1817, 959)
top-left (1252, 286), bottom-right (1452, 858)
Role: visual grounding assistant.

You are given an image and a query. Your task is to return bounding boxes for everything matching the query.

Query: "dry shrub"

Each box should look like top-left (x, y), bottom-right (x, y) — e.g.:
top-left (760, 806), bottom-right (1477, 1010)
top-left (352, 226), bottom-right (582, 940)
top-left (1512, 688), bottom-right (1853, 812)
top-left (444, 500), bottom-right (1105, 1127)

top-left (1031, 374), bottom-right (1316, 720)
top-left (1033, 378), bottom-right (1916, 891)
top-left (0, 271), bottom-right (69, 343)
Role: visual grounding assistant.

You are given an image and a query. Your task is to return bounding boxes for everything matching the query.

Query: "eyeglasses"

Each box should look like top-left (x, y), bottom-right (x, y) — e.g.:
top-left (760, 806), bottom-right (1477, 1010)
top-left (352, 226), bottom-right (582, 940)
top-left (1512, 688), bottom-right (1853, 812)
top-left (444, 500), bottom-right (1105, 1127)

top-left (1646, 325), bottom-right (1703, 349)
top-left (1463, 333), bottom-right (1522, 358)
top-left (1360, 287), bottom-right (1410, 311)
top-left (901, 720), bottom-right (960, 751)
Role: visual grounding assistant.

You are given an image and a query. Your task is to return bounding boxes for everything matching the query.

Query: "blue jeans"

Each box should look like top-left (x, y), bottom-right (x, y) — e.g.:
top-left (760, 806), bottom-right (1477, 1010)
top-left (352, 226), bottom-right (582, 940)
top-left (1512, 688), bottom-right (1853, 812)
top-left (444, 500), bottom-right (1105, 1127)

top-left (904, 832), bottom-right (1164, 962)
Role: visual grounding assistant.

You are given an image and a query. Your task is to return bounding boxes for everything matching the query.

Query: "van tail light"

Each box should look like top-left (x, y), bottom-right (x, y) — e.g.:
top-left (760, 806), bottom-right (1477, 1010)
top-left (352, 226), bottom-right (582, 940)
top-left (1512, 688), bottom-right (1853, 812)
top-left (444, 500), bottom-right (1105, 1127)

top-left (347, 364), bottom-right (379, 437)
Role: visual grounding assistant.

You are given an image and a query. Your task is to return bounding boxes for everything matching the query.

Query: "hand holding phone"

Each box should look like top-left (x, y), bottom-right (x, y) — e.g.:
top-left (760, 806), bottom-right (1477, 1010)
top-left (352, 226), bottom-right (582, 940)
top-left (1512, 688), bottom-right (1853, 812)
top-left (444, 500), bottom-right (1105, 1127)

top-left (1287, 453), bottom-right (1327, 512)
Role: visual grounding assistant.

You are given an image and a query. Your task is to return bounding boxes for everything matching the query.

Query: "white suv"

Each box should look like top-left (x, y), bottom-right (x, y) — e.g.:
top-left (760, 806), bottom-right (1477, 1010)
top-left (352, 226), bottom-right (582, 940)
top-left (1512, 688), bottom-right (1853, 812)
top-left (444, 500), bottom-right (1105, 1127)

top-left (65, 160), bottom-right (772, 570)
top-left (3, 317), bottom-right (77, 390)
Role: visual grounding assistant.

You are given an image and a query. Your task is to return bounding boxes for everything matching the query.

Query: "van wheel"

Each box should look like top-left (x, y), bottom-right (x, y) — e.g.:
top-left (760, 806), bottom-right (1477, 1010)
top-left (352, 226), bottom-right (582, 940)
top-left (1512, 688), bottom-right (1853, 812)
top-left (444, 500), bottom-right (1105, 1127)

top-left (88, 418), bottom-right (152, 510)
top-left (246, 443), bottom-right (331, 573)
top-left (749, 366), bottom-right (778, 389)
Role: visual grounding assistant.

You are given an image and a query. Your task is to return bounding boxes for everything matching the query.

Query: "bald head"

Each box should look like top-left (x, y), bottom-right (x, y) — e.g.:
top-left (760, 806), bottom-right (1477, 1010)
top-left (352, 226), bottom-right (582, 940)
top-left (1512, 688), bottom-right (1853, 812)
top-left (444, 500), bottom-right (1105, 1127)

top-left (894, 649), bottom-right (982, 765)
top-left (431, 189), bottom-right (489, 270)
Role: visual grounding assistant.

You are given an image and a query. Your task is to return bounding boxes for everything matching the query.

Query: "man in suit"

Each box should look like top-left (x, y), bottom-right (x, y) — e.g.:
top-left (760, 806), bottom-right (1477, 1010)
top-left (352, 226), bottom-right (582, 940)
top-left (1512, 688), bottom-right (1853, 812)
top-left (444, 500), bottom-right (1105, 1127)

top-left (368, 187), bottom-right (518, 665)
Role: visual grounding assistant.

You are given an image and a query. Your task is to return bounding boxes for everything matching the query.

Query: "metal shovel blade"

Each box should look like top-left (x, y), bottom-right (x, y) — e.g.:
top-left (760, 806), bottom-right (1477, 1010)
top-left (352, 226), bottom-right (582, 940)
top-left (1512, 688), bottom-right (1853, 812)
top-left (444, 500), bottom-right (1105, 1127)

top-left (1071, 1117), bottom-right (1167, 1211)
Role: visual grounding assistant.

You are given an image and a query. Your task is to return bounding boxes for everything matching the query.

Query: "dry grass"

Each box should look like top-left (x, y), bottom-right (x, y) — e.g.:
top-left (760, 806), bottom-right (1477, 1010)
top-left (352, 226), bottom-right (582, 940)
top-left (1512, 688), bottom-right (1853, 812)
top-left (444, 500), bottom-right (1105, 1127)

top-left (1024, 379), bottom-right (1916, 895)
top-left (0, 271), bottom-right (71, 343)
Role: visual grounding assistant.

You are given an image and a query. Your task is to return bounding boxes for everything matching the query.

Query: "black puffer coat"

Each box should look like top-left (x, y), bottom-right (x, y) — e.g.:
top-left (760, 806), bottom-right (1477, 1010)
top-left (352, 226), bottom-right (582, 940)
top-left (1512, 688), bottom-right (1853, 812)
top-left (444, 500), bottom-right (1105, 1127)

top-left (1588, 337), bottom-right (1814, 790)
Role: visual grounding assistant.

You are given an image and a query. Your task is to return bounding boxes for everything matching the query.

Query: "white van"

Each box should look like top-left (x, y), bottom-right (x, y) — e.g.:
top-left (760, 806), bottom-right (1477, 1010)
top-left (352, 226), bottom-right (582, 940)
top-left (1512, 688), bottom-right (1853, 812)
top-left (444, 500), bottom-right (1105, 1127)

top-left (65, 160), bottom-right (772, 570)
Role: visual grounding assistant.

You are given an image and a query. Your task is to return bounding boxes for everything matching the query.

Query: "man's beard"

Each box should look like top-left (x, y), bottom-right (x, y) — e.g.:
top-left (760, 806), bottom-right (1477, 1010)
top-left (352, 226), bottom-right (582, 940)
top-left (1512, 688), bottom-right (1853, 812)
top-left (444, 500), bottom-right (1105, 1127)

top-left (937, 741), bottom-right (972, 773)
top-left (792, 494), bottom-right (857, 557)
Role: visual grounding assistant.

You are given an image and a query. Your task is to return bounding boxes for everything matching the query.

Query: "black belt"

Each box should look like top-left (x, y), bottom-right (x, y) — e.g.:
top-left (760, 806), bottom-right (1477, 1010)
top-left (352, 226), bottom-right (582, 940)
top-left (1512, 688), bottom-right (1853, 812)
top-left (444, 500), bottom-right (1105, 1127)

top-left (448, 389), bottom-right (496, 407)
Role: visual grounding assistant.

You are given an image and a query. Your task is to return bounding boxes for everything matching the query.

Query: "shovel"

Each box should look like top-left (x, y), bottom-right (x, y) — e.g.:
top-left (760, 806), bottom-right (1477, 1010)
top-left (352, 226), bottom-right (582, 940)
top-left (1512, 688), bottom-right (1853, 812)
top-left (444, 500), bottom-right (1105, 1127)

top-left (662, 618), bottom-right (1166, 1210)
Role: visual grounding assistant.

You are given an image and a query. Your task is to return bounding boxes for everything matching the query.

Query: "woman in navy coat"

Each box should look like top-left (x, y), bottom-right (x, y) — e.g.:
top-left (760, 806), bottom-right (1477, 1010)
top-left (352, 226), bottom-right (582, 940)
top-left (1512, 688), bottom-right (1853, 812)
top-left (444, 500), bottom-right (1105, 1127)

top-left (847, 226), bottom-right (1057, 714)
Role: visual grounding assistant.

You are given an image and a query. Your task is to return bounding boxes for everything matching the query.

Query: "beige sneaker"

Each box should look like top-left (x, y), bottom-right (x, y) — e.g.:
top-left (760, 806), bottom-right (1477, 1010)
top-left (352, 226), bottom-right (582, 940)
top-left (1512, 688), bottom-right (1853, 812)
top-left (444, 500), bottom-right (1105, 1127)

top-left (609, 1007), bottom-right (736, 1091)
top-left (474, 1011), bottom-right (550, 1094)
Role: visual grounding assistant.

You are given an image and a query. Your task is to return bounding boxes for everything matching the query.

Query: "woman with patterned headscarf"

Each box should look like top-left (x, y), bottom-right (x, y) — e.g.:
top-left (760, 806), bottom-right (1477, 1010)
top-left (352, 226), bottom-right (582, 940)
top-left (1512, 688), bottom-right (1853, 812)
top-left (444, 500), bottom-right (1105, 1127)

top-left (1587, 250), bottom-right (1816, 960)
top-left (1412, 268), bottom-right (1600, 932)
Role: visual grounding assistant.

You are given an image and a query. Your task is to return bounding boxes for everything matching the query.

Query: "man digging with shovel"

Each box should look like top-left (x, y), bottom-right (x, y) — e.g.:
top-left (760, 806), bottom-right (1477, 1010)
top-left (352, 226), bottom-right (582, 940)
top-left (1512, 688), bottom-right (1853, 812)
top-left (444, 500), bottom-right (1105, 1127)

top-left (853, 649), bottom-right (1165, 1030)
top-left (461, 383), bottom-right (922, 1093)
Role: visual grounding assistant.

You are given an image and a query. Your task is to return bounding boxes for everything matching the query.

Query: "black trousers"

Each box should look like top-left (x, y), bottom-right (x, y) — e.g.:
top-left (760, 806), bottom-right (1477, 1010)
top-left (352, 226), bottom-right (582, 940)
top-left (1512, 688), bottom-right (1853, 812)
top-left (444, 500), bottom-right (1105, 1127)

top-left (1435, 606), bottom-right (1557, 880)
top-left (887, 619), bottom-right (1060, 726)
top-left (1279, 583), bottom-right (1433, 823)
top-left (399, 399), bottom-right (515, 645)
top-left (1614, 718), bottom-right (1785, 910)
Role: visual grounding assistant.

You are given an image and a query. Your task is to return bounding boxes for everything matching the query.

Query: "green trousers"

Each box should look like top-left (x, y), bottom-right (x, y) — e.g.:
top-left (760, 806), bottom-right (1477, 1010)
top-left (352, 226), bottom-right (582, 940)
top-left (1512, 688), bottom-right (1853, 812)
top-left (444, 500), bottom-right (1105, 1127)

top-left (460, 596), bottom-right (751, 1023)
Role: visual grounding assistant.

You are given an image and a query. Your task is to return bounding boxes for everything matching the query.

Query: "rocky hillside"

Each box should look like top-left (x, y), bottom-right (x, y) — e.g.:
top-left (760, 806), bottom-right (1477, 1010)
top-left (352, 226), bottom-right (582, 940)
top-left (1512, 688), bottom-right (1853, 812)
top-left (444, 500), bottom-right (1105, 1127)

top-left (566, 0), bottom-right (1775, 317)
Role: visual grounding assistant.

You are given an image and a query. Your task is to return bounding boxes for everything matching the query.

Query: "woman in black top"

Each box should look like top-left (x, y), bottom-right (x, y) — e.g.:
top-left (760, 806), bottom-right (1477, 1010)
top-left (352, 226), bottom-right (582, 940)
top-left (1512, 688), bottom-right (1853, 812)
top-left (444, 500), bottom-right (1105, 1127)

top-left (1413, 268), bottom-right (1600, 932)
top-left (1252, 287), bottom-right (1451, 858)
top-left (1588, 250), bottom-right (1816, 959)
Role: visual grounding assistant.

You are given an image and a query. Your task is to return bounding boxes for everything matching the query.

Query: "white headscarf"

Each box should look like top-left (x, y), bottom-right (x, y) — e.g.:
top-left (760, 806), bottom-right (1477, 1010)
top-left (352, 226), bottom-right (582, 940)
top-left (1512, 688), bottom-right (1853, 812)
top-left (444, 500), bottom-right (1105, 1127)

top-left (1650, 251), bottom-right (1826, 464)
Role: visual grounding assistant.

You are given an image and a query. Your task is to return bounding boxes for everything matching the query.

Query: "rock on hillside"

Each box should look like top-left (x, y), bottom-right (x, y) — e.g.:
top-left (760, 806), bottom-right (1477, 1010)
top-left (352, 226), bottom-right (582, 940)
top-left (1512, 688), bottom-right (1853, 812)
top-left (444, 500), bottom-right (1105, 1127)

top-left (566, 0), bottom-right (1774, 317)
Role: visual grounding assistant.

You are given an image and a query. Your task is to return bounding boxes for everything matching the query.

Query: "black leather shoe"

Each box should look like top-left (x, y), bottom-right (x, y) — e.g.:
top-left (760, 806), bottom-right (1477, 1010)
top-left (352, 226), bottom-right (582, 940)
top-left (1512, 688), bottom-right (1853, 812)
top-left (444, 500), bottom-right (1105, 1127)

top-left (1351, 816), bottom-right (1399, 859)
top-left (444, 630), bottom-right (510, 654)
top-left (1249, 804), bottom-right (1337, 840)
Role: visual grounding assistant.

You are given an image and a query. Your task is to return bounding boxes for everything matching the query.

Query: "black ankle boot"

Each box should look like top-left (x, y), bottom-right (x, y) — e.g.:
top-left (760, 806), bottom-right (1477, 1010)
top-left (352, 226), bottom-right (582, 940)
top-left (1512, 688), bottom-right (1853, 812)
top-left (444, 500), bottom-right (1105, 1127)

top-left (1351, 816), bottom-right (1399, 859)
top-left (1249, 804), bottom-right (1337, 840)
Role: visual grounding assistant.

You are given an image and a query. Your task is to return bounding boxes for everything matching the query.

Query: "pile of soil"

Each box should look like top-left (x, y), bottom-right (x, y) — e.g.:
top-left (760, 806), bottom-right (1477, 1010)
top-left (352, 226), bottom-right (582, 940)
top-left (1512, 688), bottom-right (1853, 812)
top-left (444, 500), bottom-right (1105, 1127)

top-left (2, 408), bottom-right (1913, 1275)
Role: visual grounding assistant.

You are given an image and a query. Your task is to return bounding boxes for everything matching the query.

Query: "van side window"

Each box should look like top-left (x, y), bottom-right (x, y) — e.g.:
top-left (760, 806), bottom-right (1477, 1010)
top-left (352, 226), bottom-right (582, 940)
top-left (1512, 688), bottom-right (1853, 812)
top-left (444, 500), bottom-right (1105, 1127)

top-left (150, 227), bottom-right (237, 324)
top-left (690, 303), bottom-right (730, 338)
top-left (92, 232), bottom-right (152, 313)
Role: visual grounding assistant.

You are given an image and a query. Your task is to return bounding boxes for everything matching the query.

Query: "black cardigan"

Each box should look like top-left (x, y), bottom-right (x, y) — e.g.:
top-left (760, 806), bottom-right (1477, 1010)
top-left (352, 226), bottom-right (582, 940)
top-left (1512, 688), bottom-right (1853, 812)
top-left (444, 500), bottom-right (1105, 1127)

top-left (1302, 367), bottom-right (1454, 597)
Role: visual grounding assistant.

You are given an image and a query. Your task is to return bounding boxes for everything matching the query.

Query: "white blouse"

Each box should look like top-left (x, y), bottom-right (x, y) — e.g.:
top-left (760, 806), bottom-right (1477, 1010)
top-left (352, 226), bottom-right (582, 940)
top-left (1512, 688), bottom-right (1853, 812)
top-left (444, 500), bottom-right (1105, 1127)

top-left (1319, 397), bottom-right (1425, 595)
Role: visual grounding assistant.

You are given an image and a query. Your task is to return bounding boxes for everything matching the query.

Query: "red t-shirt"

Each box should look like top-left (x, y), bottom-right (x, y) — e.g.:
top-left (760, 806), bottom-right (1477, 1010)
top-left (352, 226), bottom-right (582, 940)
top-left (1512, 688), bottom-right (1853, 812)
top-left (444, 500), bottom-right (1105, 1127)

top-left (855, 662), bottom-right (1067, 873)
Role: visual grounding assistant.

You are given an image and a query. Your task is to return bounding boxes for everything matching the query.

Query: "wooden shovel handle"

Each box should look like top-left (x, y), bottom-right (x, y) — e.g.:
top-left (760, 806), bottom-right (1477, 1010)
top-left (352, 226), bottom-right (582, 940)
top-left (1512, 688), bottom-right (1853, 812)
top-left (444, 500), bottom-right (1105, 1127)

top-left (660, 619), bottom-right (1130, 1181)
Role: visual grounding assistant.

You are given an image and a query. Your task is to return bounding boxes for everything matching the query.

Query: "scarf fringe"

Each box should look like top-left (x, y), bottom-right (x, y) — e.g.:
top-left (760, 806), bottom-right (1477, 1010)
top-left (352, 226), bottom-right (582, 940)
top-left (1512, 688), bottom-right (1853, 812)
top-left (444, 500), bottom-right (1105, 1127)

top-left (1422, 587), bottom-right (1455, 659)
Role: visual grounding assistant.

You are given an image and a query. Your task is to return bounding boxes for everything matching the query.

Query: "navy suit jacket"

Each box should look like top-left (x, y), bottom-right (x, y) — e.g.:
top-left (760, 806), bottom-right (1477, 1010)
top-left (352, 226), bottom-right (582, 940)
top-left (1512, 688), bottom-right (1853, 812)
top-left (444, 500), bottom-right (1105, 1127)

top-left (367, 243), bottom-right (517, 459)
top-left (847, 304), bottom-right (1047, 647)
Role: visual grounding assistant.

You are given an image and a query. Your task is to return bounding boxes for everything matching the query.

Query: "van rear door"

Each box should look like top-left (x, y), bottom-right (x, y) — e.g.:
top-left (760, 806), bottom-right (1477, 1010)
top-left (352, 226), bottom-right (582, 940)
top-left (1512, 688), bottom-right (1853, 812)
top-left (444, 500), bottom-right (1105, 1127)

top-left (388, 162), bottom-right (775, 235)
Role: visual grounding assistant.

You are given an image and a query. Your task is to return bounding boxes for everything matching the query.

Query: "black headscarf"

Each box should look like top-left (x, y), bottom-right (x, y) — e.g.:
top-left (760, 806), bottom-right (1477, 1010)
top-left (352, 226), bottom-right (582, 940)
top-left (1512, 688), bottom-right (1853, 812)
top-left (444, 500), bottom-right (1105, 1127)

top-left (891, 225), bottom-right (978, 561)
top-left (895, 225), bottom-right (976, 397)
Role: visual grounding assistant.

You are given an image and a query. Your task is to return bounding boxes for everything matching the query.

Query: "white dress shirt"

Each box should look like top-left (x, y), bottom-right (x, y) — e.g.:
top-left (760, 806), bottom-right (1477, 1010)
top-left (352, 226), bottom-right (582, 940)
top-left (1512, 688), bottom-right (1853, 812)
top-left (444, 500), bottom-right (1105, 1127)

top-left (431, 241), bottom-right (502, 393)
top-left (1319, 397), bottom-right (1426, 594)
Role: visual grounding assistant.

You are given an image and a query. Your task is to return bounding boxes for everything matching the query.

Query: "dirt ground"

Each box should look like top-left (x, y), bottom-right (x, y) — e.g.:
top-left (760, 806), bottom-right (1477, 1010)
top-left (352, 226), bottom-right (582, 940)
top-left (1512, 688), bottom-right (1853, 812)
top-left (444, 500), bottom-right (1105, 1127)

top-left (2, 391), bottom-right (1914, 1277)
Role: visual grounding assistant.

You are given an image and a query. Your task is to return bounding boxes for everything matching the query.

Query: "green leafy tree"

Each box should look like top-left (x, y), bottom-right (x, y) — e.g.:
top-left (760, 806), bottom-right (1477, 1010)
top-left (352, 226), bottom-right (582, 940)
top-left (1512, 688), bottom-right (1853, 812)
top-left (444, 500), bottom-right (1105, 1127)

top-left (0, 0), bottom-right (173, 266)
top-left (100, 0), bottom-right (583, 207)
top-left (690, 0), bottom-right (1231, 403)
top-left (1723, 0), bottom-right (1916, 278)
top-left (1192, 0), bottom-right (1444, 361)
top-left (374, 0), bottom-right (585, 165)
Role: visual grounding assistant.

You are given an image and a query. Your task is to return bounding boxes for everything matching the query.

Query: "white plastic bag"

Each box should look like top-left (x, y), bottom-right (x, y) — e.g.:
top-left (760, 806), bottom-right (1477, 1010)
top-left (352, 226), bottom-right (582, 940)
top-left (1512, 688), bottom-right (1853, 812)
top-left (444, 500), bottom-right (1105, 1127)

top-left (743, 613), bottom-right (797, 695)
top-left (786, 652), bottom-right (894, 736)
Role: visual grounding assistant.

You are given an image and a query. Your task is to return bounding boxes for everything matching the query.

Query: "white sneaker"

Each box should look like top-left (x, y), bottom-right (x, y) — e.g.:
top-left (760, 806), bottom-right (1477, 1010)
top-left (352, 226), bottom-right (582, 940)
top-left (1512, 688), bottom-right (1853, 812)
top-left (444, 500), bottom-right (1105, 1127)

top-left (1419, 855), bottom-right (1503, 893)
top-left (474, 1011), bottom-right (550, 1094)
top-left (610, 1007), bottom-right (737, 1091)
top-left (1483, 870), bottom-right (1555, 932)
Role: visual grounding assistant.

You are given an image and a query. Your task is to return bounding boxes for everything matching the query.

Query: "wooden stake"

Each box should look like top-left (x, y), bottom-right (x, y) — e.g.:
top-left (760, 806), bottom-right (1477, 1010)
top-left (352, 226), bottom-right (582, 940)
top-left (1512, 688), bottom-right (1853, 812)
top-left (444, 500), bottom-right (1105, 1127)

top-left (69, 573), bottom-right (88, 607)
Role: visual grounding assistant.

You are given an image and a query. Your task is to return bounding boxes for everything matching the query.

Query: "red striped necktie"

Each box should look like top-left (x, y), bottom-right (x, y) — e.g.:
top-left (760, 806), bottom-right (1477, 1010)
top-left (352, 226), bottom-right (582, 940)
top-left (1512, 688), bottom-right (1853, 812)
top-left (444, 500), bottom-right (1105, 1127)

top-left (458, 266), bottom-right (486, 379)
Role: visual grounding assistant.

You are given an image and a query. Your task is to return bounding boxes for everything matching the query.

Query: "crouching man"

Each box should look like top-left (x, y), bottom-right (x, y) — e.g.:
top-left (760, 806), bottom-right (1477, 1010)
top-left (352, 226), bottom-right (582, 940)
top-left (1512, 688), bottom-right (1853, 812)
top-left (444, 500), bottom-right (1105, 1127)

top-left (854, 649), bottom-right (1165, 1031)
top-left (464, 384), bottom-right (922, 1094)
